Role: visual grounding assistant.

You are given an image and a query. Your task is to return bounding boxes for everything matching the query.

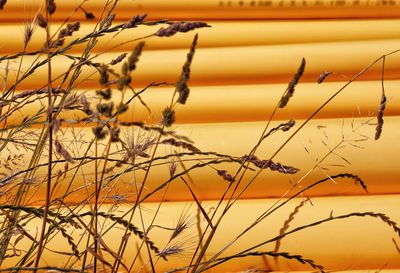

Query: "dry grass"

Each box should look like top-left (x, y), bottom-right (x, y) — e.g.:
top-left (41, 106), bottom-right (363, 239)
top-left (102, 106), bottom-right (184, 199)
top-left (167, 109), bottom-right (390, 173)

top-left (0, 1), bottom-right (398, 273)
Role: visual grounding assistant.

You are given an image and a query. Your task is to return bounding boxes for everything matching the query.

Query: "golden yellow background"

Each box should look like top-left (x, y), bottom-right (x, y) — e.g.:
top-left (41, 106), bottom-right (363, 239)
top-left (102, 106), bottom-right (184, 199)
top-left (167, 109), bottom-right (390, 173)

top-left (0, 1), bottom-right (399, 272)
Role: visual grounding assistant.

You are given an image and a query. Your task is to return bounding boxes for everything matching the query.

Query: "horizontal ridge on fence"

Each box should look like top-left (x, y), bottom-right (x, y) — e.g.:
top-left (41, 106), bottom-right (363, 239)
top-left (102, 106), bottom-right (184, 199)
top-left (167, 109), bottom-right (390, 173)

top-left (1, 116), bottom-right (399, 203)
top-left (1, 195), bottom-right (399, 271)
top-left (2, 0), bottom-right (400, 20)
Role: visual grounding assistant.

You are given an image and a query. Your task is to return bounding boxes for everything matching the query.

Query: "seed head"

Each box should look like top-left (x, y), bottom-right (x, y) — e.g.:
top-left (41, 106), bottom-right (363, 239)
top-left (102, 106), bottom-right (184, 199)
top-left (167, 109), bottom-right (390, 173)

top-left (98, 64), bottom-right (109, 86)
top-left (110, 53), bottom-right (127, 66)
top-left (161, 107), bottom-right (175, 127)
top-left (101, 13), bottom-right (115, 30)
top-left (96, 88), bottom-right (112, 100)
top-left (128, 42), bottom-right (145, 71)
top-left (110, 127), bottom-right (120, 142)
top-left (0, 0), bottom-right (7, 10)
top-left (36, 14), bottom-right (47, 28)
top-left (279, 58), bottom-right (306, 108)
top-left (158, 246), bottom-right (183, 260)
top-left (217, 169), bottom-right (235, 182)
top-left (55, 139), bottom-right (74, 163)
top-left (58, 22), bottom-right (80, 39)
top-left (156, 21), bottom-right (210, 37)
top-left (117, 103), bottom-right (129, 114)
top-left (123, 14), bottom-right (147, 29)
top-left (24, 21), bottom-right (35, 48)
top-left (375, 91), bottom-right (387, 140)
top-left (81, 7), bottom-right (95, 20)
top-left (92, 126), bottom-right (108, 140)
top-left (117, 75), bottom-right (131, 90)
top-left (46, 0), bottom-right (56, 15)
top-left (97, 102), bottom-right (114, 117)
top-left (176, 34), bottom-right (198, 104)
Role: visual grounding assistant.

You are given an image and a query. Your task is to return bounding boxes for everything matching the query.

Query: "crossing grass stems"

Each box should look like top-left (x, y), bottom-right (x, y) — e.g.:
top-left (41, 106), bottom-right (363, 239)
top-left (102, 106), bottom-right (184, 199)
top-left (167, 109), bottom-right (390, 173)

top-left (0, 1), bottom-right (398, 273)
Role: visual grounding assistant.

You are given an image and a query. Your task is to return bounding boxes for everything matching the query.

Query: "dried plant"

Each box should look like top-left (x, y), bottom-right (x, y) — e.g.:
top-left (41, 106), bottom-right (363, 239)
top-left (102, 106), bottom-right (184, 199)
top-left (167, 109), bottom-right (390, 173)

top-left (0, 0), bottom-right (6, 10)
top-left (175, 33), bottom-right (198, 104)
top-left (156, 22), bottom-right (210, 37)
top-left (0, 1), bottom-right (398, 273)
top-left (375, 57), bottom-right (387, 140)
top-left (279, 58), bottom-right (305, 108)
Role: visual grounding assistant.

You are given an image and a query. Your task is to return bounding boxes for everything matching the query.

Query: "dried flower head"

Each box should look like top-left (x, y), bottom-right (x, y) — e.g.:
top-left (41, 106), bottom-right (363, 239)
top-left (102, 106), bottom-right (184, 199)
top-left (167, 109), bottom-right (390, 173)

top-left (176, 34), bottom-right (198, 104)
top-left (117, 75), bottom-right (132, 90)
top-left (274, 199), bottom-right (307, 261)
top-left (110, 127), bottom-right (120, 142)
top-left (97, 102), bottom-right (114, 117)
top-left (161, 107), bottom-right (175, 127)
top-left (86, 12), bottom-right (95, 20)
top-left (36, 14), bottom-right (47, 28)
top-left (63, 93), bottom-right (80, 109)
top-left (279, 58), bottom-right (306, 108)
top-left (46, 0), bottom-right (56, 15)
top-left (0, 0), bottom-right (7, 10)
top-left (80, 94), bottom-right (92, 115)
top-left (92, 126), bottom-right (108, 140)
top-left (58, 22), bottom-right (80, 39)
top-left (169, 157), bottom-right (178, 177)
top-left (117, 103), bottom-right (129, 114)
top-left (170, 210), bottom-right (195, 242)
top-left (161, 138), bottom-right (200, 153)
top-left (176, 83), bottom-right (190, 105)
top-left (123, 132), bottom-right (156, 161)
top-left (317, 70), bottom-right (332, 84)
top-left (156, 21), bottom-right (210, 37)
top-left (123, 14), bottom-right (147, 29)
top-left (217, 169), bottom-right (235, 182)
top-left (55, 139), bottom-right (74, 163)
top-left (110, 53), bottom-right (127, 66)
top-left (45, 38), bottom-right (65, 49)
top-left (158, 245), bottom-right (183, 261)
top-left (261, 120), bottom-right (297, 141)
top-left (375, 91), bottom-right (387, 140)
top-left (281, 119), bottom-right (295, 132)
top-left (121, 62), bottom-right (129, 75)
top-left (101, 13), bottom-right (115, 30)
top-left (80, 7), bottom-right (95, 20)
top-left (96, 88), bottom-right (112, 100)
top-left (242, 155), bottom-right (299, 174)
top-left (24, 20), bottom-right (36, 48)
top-left (108, 194), bottom-right (127, 204)
top-left (128, 42), bottom-right (145, 71)
top-left (98, 64), bottom-right (109, 86)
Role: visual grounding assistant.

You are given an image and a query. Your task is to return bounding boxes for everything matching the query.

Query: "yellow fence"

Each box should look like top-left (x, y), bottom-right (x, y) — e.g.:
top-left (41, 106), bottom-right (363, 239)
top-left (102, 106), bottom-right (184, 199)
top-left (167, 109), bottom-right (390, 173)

top-left (0, 1), bottom-right (399, 272)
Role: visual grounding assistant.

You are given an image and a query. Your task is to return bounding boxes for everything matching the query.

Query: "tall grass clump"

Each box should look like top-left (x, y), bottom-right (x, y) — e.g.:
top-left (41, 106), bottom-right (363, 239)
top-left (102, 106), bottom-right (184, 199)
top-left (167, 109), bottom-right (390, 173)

top-left (0, 1), bottom-right (399, 273)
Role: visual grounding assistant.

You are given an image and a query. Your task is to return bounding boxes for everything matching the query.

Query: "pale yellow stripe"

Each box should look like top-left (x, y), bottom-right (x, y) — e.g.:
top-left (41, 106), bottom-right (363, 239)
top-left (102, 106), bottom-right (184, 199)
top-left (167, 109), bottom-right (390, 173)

top-left (1, 116), bottom-right (398, 203)
top-left (2, 20), bottom-right (400, 53)
top-left (4, 81), bottom-right (400, 126)
top-left (3, 195), bottom-right (400, 271)
top-left (2, 39), bottom-right (400, 90)
top-left (2, 0), bottom-right (400, 20)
